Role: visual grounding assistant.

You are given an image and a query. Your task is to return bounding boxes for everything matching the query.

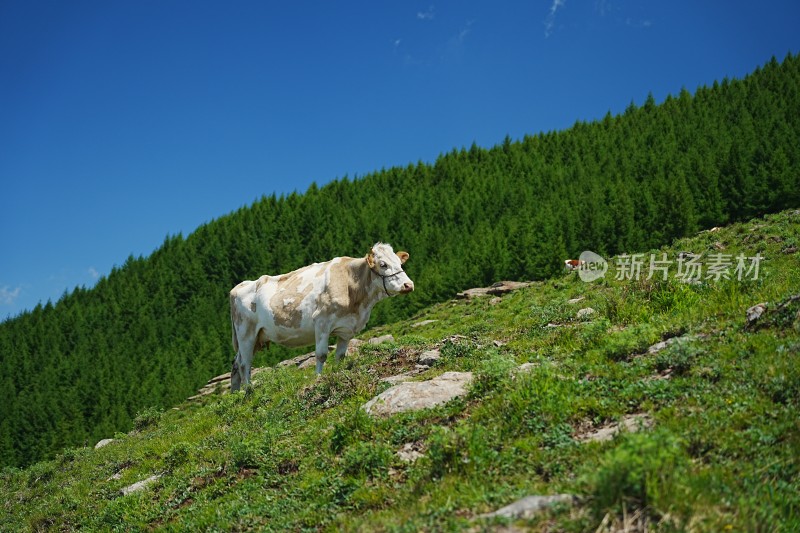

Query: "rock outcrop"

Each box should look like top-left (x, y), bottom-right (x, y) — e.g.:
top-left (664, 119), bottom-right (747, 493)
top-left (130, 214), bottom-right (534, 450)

top-left (455, 281), bottom-right (531, 300)
top-left (363, 371), bottom-right (473, 416)
top-left (478, 494), bottom-right (578, 520)
top-left (120, 474), bottom-right (161, 496)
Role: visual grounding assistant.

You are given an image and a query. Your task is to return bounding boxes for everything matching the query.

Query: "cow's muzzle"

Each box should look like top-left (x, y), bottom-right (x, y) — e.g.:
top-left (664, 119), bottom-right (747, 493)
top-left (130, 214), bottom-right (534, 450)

top-left (376, 268), bottom-right (413, 296)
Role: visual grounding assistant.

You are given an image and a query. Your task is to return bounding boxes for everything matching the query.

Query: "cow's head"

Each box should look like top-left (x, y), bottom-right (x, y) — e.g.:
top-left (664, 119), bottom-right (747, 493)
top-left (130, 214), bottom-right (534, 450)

top-left (367, 243), bottom-right (414, 295)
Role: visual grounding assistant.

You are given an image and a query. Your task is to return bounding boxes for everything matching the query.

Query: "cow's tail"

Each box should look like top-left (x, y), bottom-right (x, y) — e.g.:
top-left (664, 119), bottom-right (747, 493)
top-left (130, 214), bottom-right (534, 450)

top-left (229, 291), bottom-right (239, 354)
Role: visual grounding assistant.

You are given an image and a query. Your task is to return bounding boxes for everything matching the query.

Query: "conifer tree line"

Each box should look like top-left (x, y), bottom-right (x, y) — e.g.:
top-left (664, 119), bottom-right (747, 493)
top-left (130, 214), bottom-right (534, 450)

top-left (1, 54), bottom-right (799, 468)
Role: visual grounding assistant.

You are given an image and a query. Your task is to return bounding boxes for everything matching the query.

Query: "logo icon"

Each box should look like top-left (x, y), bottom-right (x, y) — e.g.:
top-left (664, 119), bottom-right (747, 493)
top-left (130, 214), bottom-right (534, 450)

top-left (578, 250), bottom-right (608, 282)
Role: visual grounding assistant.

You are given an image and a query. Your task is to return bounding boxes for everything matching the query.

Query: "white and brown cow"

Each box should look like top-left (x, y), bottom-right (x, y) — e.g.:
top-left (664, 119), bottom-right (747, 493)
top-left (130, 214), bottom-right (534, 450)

top-left (229, 243), bottom-right (414, 390)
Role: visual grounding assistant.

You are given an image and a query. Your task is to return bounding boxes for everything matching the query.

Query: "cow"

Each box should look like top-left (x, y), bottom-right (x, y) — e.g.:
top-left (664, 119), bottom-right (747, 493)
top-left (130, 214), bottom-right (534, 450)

top-left (564, 259), bottom-right (585, 271)
top-left (228, 243), bottom-right (414, 390)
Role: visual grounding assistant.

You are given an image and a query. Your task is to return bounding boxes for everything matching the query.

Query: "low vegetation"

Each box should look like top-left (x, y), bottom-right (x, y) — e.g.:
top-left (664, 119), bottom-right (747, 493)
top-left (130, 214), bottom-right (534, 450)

top-left (2, 208), bottom-right (798, 531)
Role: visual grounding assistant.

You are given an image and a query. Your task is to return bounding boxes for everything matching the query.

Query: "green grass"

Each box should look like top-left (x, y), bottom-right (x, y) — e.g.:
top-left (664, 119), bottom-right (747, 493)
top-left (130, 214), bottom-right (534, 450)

top-left (2, 209), bottom-right (800, 532)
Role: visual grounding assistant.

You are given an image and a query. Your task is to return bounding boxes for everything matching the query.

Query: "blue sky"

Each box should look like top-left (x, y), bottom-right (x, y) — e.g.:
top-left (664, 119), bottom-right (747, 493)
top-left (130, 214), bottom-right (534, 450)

top-left (2, 0), bottom-right (799, 320)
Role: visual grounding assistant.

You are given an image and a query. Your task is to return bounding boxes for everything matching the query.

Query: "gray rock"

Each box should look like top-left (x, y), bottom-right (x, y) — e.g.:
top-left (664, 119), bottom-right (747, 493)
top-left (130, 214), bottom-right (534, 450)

top-left (396, 442), bottom-right (425, 463)
top-left (363, 371), bottom-right (473, 416)
top-left (120, 474), bottom-right (161, 496)
top-left (418, 349), bottom-right (441, 366)
top-left (576, 307), bottom-right (596, 319)
top-left (380, 374), bottom-right (415, 385)
top-left (297, 356), bottom-right (316, 369)
top-left (577, 413), bottom-right (653, 443)
top-left (189, 367), bottom-right (269, 400)
top-left (746, 302), bottom-right (767, 328)
top-left (94, 438), bottom-right (115, 450)
top-left (479, 494), bottom-right (577, 519)
top-left (277, 352), bottom-right (316, 368)
top-left (515, 362), bottom-right (539, 374)
top-left (567, 297), bottom-right (585, 304)
top-left (455, 281), bottom-right (531, 300)
top-left (411, 320), bottom-right (438, 328)
top-left (647, 336), bottom-right (682, 355)
top-left (369, 334), bottom-right (394, 345)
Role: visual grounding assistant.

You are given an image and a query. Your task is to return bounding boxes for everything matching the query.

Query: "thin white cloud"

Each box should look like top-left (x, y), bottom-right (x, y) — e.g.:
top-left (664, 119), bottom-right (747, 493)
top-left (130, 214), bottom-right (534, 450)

top-left (441, 20), bottom-right (474, 61)
top-left (1, 286), bottom-right (21, 305)
top-left (457, 22), bottom-right (472, 43)
top-left (88, 267), bottom-right (100, 279)
top-left (595, 0), bottom-right (611, 17)
top-left (417, 5), bottom-right (435, 21)
top-left (626, 17), bottom-right (653, 28)
top-left (544, 0), bottom-right (566, 38)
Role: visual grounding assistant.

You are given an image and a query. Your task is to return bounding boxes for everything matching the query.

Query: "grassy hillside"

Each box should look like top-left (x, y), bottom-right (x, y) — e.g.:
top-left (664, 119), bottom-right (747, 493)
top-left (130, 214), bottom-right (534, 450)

top-left (3, 54), bottom-right (800, 469)
top-left (3, 208), bottom-right (798, 531)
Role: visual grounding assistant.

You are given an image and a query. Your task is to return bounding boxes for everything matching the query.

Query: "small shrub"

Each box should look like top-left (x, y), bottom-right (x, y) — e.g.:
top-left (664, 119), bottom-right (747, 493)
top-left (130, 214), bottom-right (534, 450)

top-left (132, 406), bottom-right (163, 432)
top-left (26, 461), bottom-right (56, 488)
top-left (469, 351), bottom-right (516, 398)
top-left (58, 446), bottom-right (87, 465)
top-left (584, 429), bottom-right (690, 521)
top-left (388, 411), bottom-right (430, 445)
top-left (330, 409), bottom-right (374, 454)
top-left (439, 337), bottom-right (476, 360)
top-left (541, 422), bottom-right (575, 449)
top-left (165, 442), bottom-right (191, 470)
top-left (601, 325), bottom-right (658, 361)
top-left (301, 370), bottom-right (365, 410)
top-left (762, 295), bottom-right (800, 331)
top-left (655, 341), bottom-right (703, 376)
top-left (759, 369), bottom-right (800, 405)
top-left (426, 426), bottom-right (461, 480)
top-left (230, 439), bottom-right (264, 469)
top-left (341, 441), bottom-right (393, 479)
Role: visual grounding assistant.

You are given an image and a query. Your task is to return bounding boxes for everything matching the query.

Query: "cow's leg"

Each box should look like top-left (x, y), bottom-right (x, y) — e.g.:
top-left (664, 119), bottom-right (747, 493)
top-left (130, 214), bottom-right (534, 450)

top-left (314, 334), bottom-right (331, 375)
top-left (231, 337), bottom-right (256, 391)
top-left (231, 354), bottom-right (242, 392)
top-left (334, 337), bottom-right (351, 363)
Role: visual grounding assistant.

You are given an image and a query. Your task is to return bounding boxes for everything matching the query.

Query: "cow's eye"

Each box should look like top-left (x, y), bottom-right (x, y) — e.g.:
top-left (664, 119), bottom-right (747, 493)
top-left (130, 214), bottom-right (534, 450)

top-left (380, 261), bottom-right (387, 269)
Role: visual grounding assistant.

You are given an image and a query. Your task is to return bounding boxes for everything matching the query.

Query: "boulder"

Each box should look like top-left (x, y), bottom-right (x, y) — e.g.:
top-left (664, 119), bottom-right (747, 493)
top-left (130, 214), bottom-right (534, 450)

top-left (418, 349), bottom-right (441, 366)
top-left (120, 474), bottom-right (161, 496)
top-left (455, 281), bottom-right (531, 300)
top-left (647, 337), bottom-right (679, 355)
top-left (478, 494), bottom-right (577, 520)
top-left (515, 362), bottom-right (539, 374)
top-left (745, 302), bottom-right (767, 329)
top-left (277, 352), bottom-right (316, 369)
top-left (94, 438), bottom-right (115, 450)
top-left (188, 367), bottom-right (269, 400)
top-left (363, 371), bottom-right (473, 416)
top-left (576, 307), bottom-right (596, 319)
top-left (369, 334), bottom-right (394, 345)
top-left (380, 373), bottom-right (415, 385)
top-left (411, 320), bottom-right (438, 328)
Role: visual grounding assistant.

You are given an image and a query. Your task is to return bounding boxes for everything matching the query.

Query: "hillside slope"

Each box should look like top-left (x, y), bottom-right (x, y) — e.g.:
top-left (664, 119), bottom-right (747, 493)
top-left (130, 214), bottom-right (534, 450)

top-left (2, 208), bottom-right (798, 532)
top-left (2, 53), bottom-right (800, 469)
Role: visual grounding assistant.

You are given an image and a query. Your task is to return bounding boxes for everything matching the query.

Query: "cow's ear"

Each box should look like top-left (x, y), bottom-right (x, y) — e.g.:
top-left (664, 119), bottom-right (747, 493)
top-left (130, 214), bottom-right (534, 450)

top-left (366, 251), bottom-right (375, 268)
top-left (397, 251), bottom-right (409, 264)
